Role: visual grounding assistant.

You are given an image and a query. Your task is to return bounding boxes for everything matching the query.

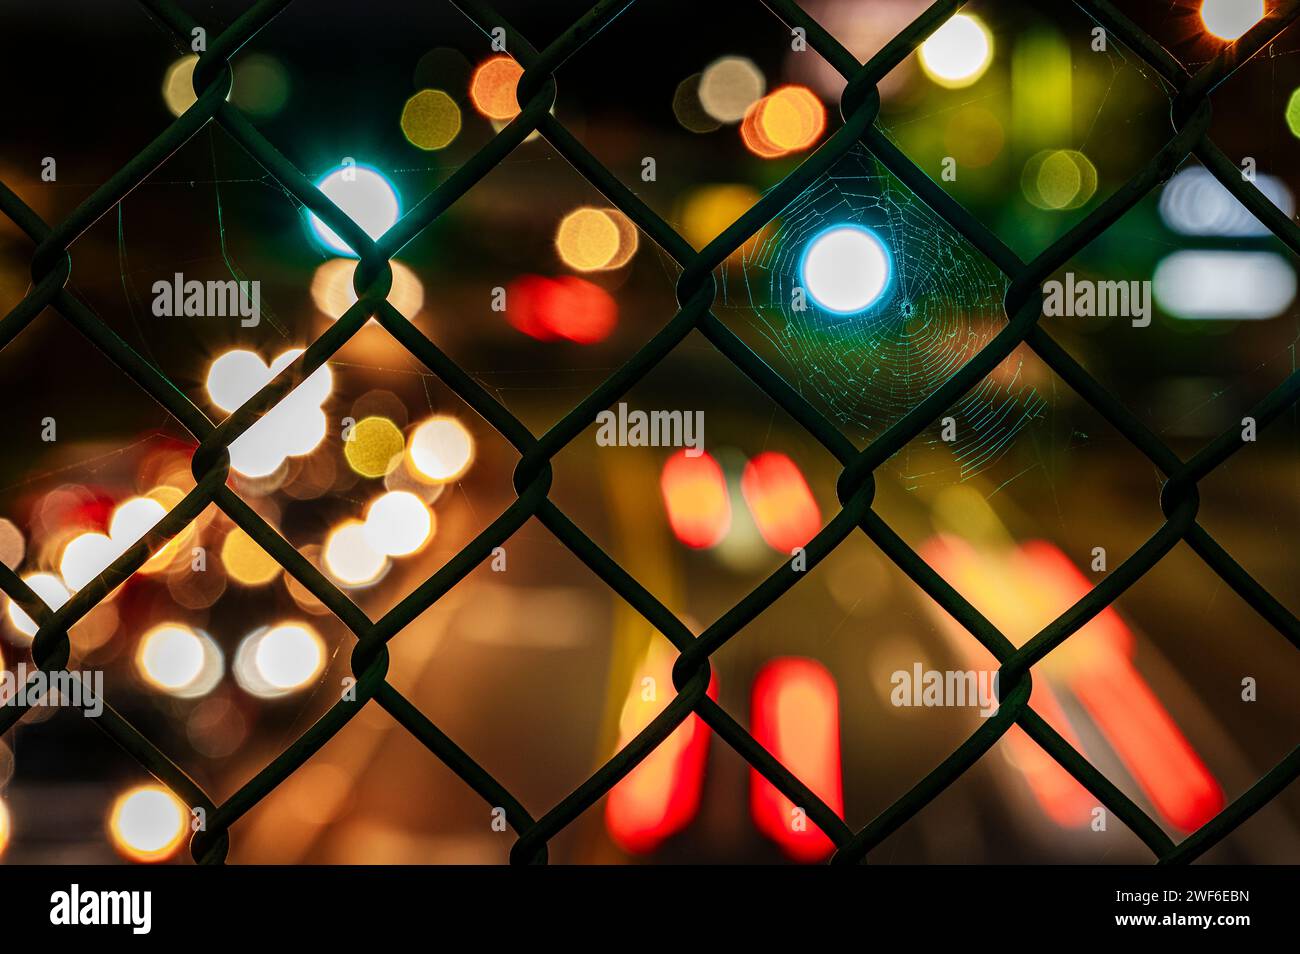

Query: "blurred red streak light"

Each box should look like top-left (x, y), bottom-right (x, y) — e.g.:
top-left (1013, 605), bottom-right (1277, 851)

top-left (750, 657), bottom-right (843, 862)
top-left (606, 670), bottom-right (718, 855)
top-left (505, 275), bottom-right (617, 344)
top-left (660, 450), bottom-right (731, 548)
top-left (740, 452), bottom-right (820, 553)
top-left (1015, 541), bottom-right (1223, 832)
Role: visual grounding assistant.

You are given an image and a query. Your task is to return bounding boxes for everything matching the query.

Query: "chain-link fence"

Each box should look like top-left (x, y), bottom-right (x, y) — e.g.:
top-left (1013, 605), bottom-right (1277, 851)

top-left (0, 0), bottom-right (1296, 865)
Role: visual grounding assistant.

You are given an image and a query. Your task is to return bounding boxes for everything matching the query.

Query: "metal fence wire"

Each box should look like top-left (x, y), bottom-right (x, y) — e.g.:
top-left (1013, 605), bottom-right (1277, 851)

top-left (0, 0), bottom-right (1297, 866)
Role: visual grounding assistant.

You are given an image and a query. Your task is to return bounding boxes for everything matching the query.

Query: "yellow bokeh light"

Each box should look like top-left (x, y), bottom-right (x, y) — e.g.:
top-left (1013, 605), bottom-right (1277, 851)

top-left (1201, 0), bottom-right (1265, 41)
top-left (221, 527), bottom-right (281, 585)
top-left (470, 55), bottom-right (523, 120)
top-left (310, 258), bottom-right (425, 320)
top-left (698, 56), bottom-right (765, 123)
top-left (324, 520), bottom-right (388, 586)
top-left (142, 486), bottom-right (192, 572)
top-left (555, 207), bottom-right (622, 272)
top-left (344, 416), bottom-right (406, 478)
top-left (109, 786), bottom-right (188, 863)
top-left (1022, 149), bottom-right (1098, 211)
top-left (400, 89), bottom-right (462, 150)
top-left (678, 184), bottom-right (764, 257)
top-left (408, 416), bottom-right (475, 482)
top-left (918, 14), bottom-right (994, 89)
top-left (363, 491), bottom-right (435, 557)
top-left (0, 798), bottom-right (9, 857)
top-left (161, 54), bottom-right (232, 117)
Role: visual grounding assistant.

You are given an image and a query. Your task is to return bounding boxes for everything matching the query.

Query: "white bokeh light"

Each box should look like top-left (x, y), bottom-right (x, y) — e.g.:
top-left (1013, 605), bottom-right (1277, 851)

top-left (800, 224), bottom-right (893, 314)
top-left (109, 786), bottom-right (187, 862)
top-left (362, 491), bottom-right (433, 557)
top-left (408, 416), bottom-right (474, 482)
top-left (137, 624), bottom-right (206, 692)
top-left (206, 348), bottom-right (333, 477)
top-left (918, 14), bottom-right (993, 88)
top-left (323, 521), bottom-right (388, 587)
top-left (6, 572), bottom-right (70, 639)
top-left (307, 165), bottom-right (401, 257)
top-left (254, 623), bottom-right (325, 690)
top-left (1200, 0), bottom-right (1265, 41)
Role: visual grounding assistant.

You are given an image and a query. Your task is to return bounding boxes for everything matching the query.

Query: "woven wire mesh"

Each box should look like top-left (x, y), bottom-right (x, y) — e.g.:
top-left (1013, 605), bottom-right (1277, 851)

top-left (0, 0), bottom-right (1297, 865)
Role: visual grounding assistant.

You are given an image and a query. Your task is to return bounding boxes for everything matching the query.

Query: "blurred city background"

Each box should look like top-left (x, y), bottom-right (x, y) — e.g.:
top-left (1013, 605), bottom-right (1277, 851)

top-left (0, 0), bottom-right (1296, 863)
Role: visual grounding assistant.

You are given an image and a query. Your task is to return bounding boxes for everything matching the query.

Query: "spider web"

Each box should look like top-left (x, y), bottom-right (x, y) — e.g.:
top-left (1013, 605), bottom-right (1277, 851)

top-left (732, 146), bottom-right (1046, 485)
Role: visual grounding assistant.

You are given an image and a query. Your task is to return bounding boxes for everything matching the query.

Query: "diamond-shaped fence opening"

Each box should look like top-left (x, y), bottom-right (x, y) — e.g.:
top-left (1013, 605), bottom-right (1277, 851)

top-left (0, 0), bottom-right (1297, 865)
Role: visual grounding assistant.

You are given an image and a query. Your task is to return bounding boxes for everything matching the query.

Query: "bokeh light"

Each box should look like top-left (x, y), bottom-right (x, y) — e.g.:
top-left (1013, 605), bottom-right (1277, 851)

top-left (363, 491), bottom-right (434, 557)
top-left (400, 89), bottom-right (462, 150)
top-left (1159, 166), bottom-right (1293, 237)
top-left (207, 349), bottom-right (333, 478)
top-left (749, 657), bottom-right (843, 862)
top-left (1288, 88), bottom-right (1300, 138)
top-left (553, 207), bottom-right (638, 272)
top-left (161, 54), bottom-right (225, 117)
top-left (672, 74), bottom-right (721, 133)
top-left (0, 518), bottom-right (25, 570)
top-left (918, 14), bottom-right (994, 88)
top-left (1154, 250), bottom-right (1296, 320)
top-left (324, 520), bottom-right (389, 586)
top-left (555, 207), bottom-right (622, 271)
top-left (698, 56), bottom-right (765, 123)
top-left (0, 797), bottom-right (9, 858)
top-left (660, 450), bottom-right (731, 548)
top-left (470, 55), bottom-right (523, 120)
top-left (310, 257), bottom-right (425, 320)
top-left (345, 416), bottom-right (406, 478)
top-left (221, 526), bottom-right (281, 585)
top-left (255, 623), bottom-right (325, 691)
top-left (408, 416), bottom-right (475, 483)
top-left (799, 224), bottom-right (893, 314)
top-left (1021, 149), bottom-right (1098, 211)
top-left (109, 496), bottom-right (168, 570)
top-left (230, 53), bottom-right (290, 118)
top-left (7, 572), bottom-right (71, 639)
top-left (504, 275), bottom-right (618, 343)
top-left (307, 164), bottom-right (401, 257)
top-left (59, 531), bottom-right (118, 592)
top-left (1200, 0), bottom-right (1265, 41)
top-left (741, 86), bottom-right (826, 158)
top-left (108, 786), bottom-right (188, 863)
top-left (678, 184), bottom-right (763, 256)
top-left (740, 452), bottom-right (821, 553)
top-left (137, 624), bottom-right (223, 698)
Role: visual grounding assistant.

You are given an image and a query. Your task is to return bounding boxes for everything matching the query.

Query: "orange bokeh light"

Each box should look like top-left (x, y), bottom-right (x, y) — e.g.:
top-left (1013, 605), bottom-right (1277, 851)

top-left (470, 55), bottom-right (523, 121)
top-left (740, 86), bottom-right (826, 158)
top-left (660, 450), bottom-right (731, 549)
top-left (740, 451), bottom-right (821, 553)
